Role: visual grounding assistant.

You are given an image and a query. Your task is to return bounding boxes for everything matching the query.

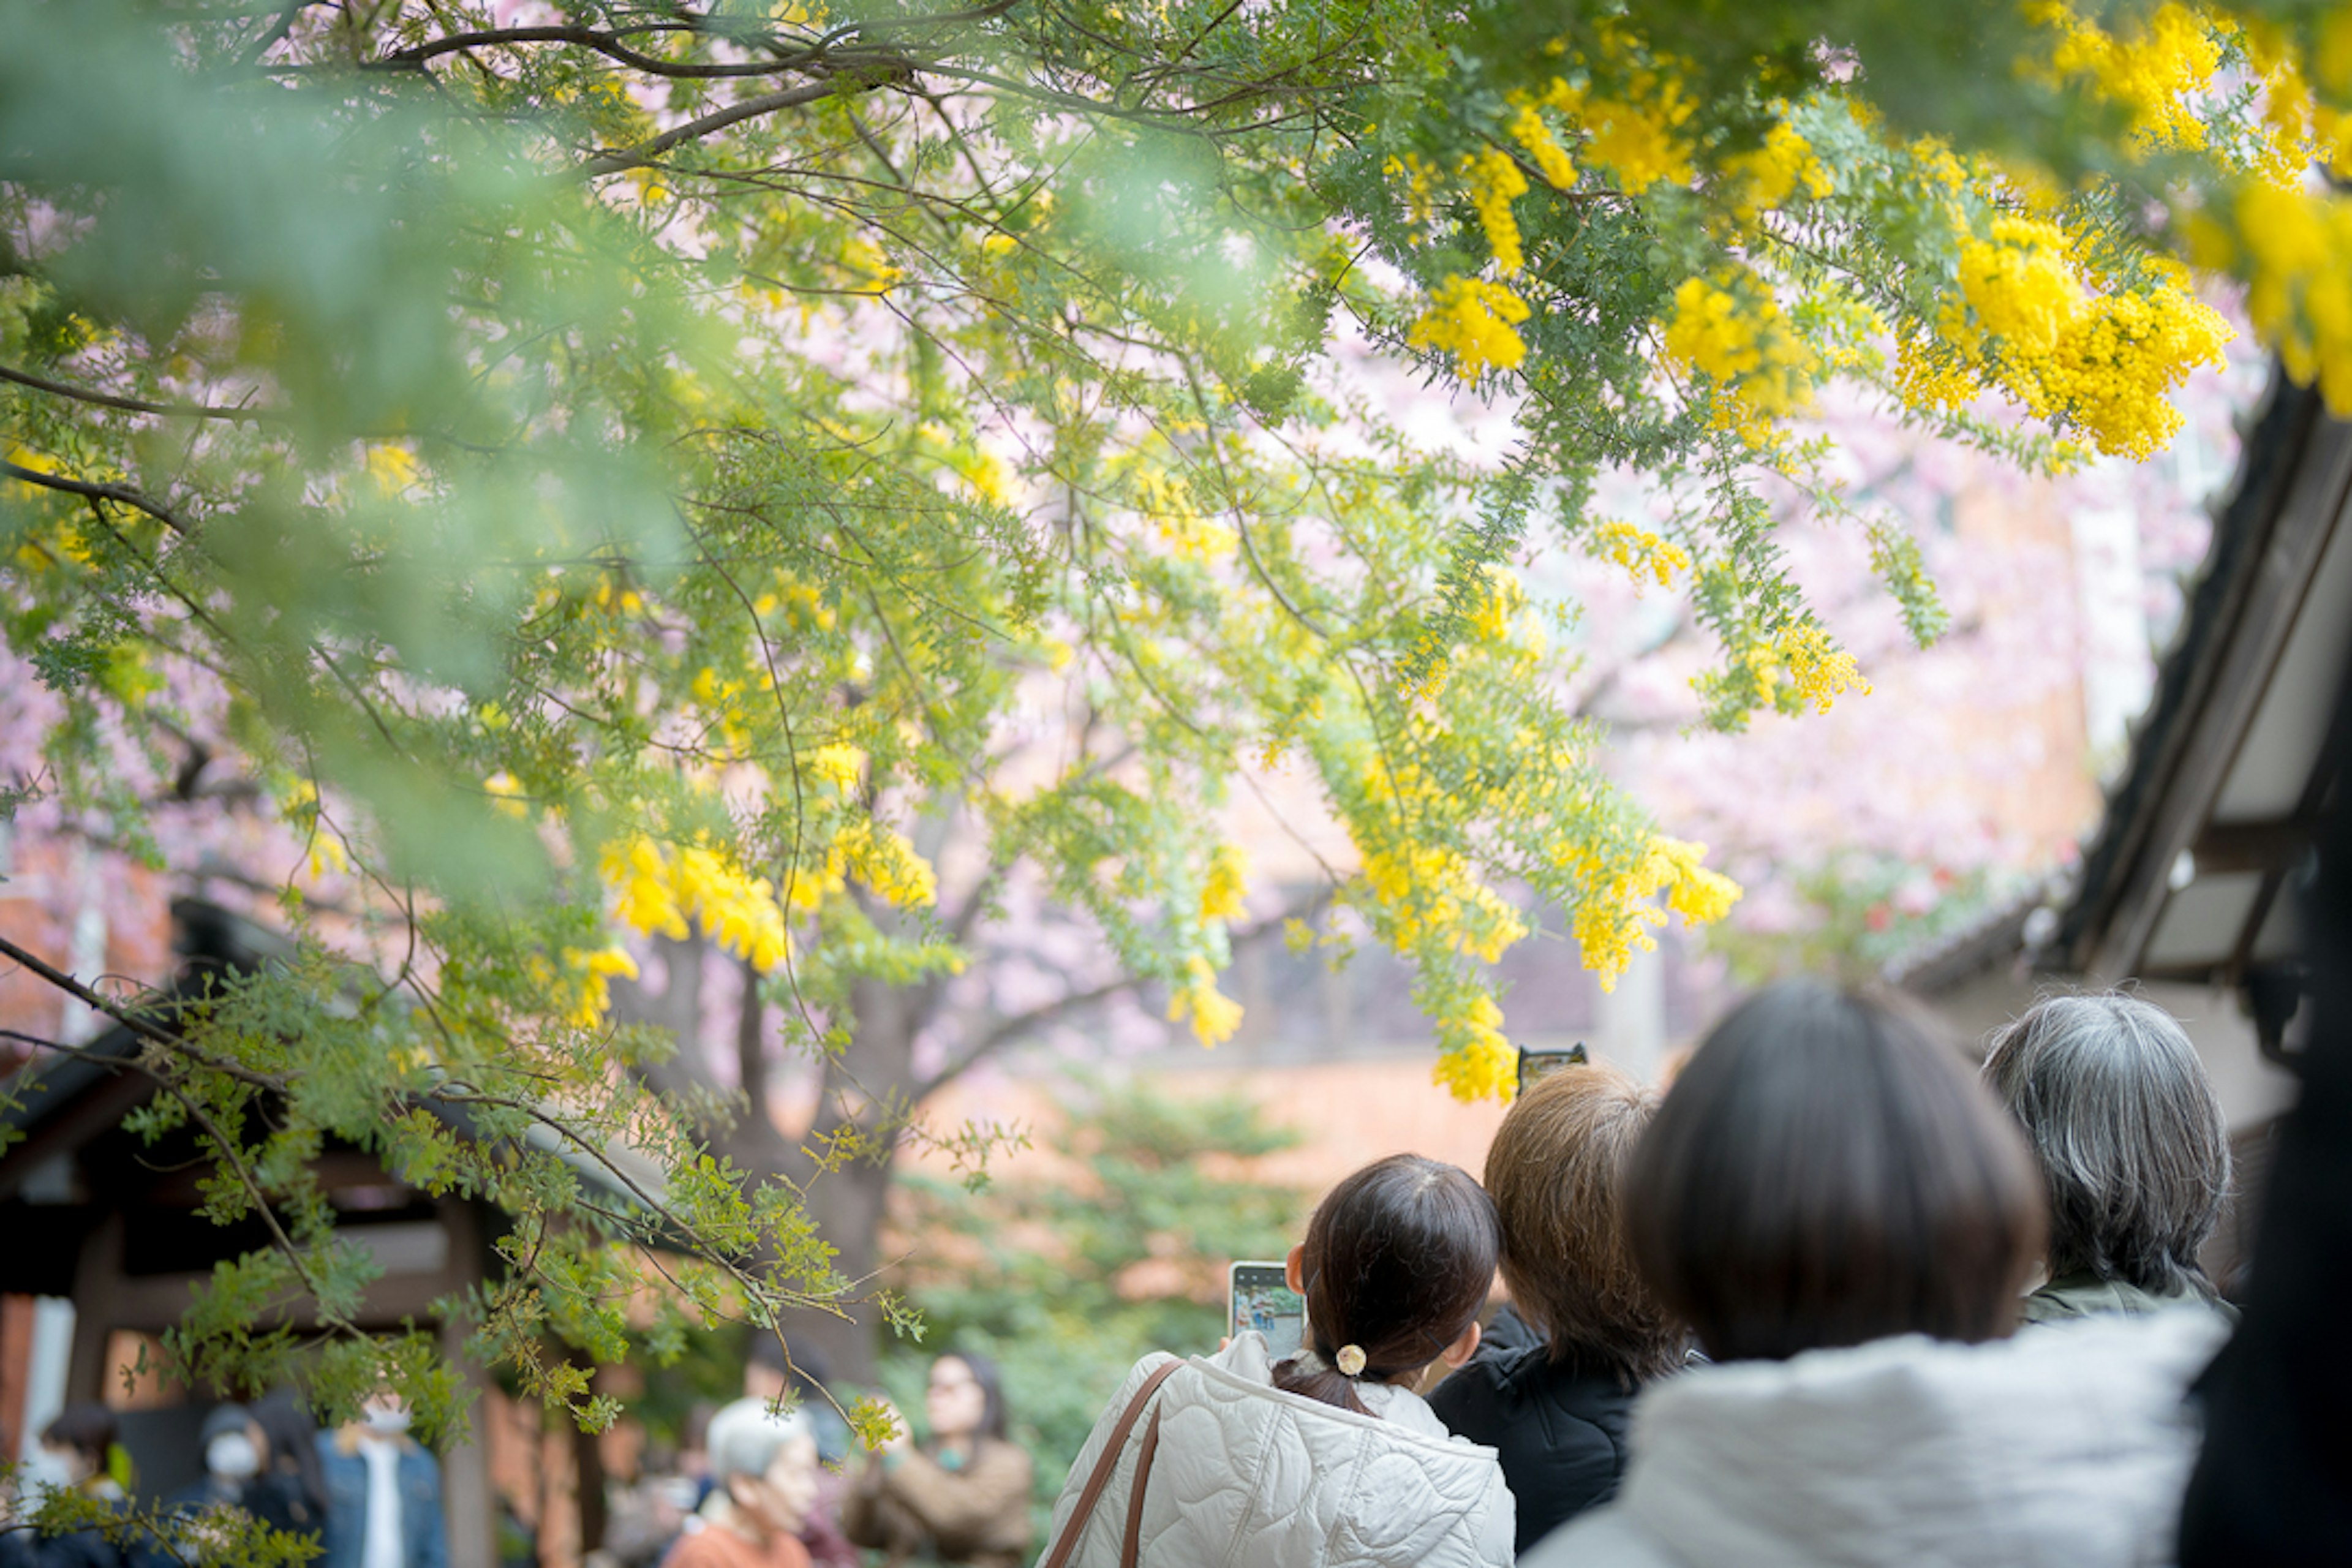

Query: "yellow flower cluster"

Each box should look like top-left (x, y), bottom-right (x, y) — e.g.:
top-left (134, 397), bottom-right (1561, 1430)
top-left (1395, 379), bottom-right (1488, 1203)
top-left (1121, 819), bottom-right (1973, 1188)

top-left (1571, 834), bottom-right (1744, 990)
top-left (1661, 273), bottom-right (1815, 445)
top-left (834, 818), bottom-right (940, 909)
top-left (1547, 74), bottom-right (1696, 194)
top-left (2024, 288), bottom-right (2234, 459)
top-left (1131, 462), bottom-right (1237, 563)
top-left (562, 945), bottom-right (640, 1027)
top-left (2242, 18), bottom-right (2352, 185)
top-left (1463, 147), bottom-right (1529, 274)
top-left (1408, 274), bottom-right (1532, 381)
top-left (1590, 521), bottom-right (1691, 592)
top-left (1360, 840), bottom-right (1529, 965)
top-left (1930, 215), bottom-right (2230, 459)
top-left (1431, 995), bottom-right (1514, 1101)
top-left (1773, 624), bottom-right (1873, 714)
top-left (807, 742), bottom-right (865, 789)
top-left (1507, 96), bottom-right (1579, 189)
top-left (1722, 121), bottom-right (1834, 223)
top-left (1199, 843), bottom-right (1250, 922)
top-left (1166, 956), bottom-right (1245, 1046)
top-left (1467, 562), bottom-right (1531, 643)
top-left (2206, 182), bottom-right (2352, 414)
top-left (1959, 216), bottom-right (2079, 355)
top-left (1382, 151), bottom-right (1439, 226)
top-left (2029, 1), bottom-right (2222, 153)
top-left (603, 833), bottom-right (794, 971)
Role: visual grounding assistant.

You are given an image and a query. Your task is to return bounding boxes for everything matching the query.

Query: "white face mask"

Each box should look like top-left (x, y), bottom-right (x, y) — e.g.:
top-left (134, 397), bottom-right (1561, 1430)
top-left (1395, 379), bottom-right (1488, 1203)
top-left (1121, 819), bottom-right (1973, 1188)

top-left (362, 1406), bottom-right (411, 1437)
top-left (207, 1433), bottom-right (261, 1480)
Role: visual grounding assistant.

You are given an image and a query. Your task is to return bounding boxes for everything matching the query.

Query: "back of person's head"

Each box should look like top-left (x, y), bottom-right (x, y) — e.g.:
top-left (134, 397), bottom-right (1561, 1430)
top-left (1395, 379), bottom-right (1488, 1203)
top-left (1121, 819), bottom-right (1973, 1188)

top-left (1626, 979), bottom-right (2047, 1362)
top-left (1484, 1061), bottom-right (1681, 1384)
top-left (42, 1402), bottom-right (118, 1466)
top-left (1273, 1153), bottom-right (1501, 1414)
top-left (703, 1398), bottom-right (813, 1483)
top-left (1983, 991), bottom-right (2230, 1298)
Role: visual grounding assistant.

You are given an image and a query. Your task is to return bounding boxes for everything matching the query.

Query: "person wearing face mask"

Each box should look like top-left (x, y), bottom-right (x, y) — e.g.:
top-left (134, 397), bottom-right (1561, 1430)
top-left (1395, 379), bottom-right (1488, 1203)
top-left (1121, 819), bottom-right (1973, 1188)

top-left (315, 1392), bottom-right (448, 1568)
top-left (143, 1404), bottom-right (299, 1567)
top-left (842, 1352), bottom-right (1031, 1568)
top-left (660, 1401), bottom-right (820, 1568)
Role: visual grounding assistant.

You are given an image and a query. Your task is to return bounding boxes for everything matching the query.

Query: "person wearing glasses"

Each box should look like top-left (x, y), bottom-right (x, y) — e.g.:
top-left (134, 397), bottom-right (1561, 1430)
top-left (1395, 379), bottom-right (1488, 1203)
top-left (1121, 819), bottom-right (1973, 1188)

top-left (842, 1352), bottom-right (1031, 1568)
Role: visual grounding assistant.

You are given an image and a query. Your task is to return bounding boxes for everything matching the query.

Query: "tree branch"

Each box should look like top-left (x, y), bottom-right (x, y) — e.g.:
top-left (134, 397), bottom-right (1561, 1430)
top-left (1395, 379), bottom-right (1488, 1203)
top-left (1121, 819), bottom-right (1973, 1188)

top-left (0, 363), bottom-right (284, 424)
top-left (2, 461), bottom-right (189, 536)
top-left (582, 74), bottom-right (904, 176)
top-left (915, 888), bottom-right (1332, 1099)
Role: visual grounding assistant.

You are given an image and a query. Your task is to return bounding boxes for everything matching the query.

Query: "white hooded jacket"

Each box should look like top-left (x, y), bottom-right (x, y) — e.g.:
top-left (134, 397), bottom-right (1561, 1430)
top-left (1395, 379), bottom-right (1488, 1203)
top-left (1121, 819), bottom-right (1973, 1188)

top-left (1043, 1332), bottom-right (1514, 1568)
top-left (1522, 1310), bottom-right (2228, 1568)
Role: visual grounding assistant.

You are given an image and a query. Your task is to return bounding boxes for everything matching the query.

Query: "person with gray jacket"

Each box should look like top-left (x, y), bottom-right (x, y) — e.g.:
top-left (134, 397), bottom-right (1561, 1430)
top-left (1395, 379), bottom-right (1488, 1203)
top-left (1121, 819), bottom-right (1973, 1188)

top-left (1042, 1155), bottom-right (1513, 1568)
top-left (1983, 991), bottom-right (2237, 1323)
top-left (1525, 981), bottom-right (2227, 1568)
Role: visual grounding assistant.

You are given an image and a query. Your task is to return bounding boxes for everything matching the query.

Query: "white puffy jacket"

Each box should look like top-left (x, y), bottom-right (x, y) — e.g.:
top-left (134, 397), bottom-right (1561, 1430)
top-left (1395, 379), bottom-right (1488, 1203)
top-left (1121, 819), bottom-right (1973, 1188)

top-left (1522, 1309), bottom-right (2229, 1568)
top-left (1044, 1332), bottom-right (1515, 1568)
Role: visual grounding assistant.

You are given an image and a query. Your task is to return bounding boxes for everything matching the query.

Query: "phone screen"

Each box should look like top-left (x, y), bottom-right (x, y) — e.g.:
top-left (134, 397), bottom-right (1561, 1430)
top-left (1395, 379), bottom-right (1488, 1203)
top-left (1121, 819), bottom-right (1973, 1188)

top-left (1229, 1262), bottom-right (1306, 1359)
top-left (1517, 1042), bottom-right (1589, 1096)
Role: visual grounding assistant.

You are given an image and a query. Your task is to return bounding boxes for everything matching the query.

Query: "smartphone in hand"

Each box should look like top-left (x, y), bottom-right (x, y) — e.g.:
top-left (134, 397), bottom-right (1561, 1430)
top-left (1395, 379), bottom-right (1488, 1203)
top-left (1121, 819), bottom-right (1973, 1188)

top-left (1228, 1260), bottom-right (1308, 1359)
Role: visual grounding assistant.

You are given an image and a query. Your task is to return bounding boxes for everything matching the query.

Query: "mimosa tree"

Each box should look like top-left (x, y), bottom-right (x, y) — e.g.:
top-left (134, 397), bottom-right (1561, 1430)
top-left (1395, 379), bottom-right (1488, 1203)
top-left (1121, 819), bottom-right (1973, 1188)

top-left (2, 0), bottom-right (2346, 1460)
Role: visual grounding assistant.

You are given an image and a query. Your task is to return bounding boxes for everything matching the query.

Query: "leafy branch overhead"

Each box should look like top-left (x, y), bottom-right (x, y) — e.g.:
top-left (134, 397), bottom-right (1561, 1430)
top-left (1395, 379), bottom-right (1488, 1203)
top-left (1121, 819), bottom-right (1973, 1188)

top-left (2, 0), bottom-right (2346, 1448)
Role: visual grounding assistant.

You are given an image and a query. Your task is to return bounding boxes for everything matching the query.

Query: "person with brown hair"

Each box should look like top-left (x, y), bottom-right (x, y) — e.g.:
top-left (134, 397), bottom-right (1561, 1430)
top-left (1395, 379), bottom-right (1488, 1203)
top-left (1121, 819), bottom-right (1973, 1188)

top-left (1524, 979), bottom-right (2233, 1568)
top-left (1041, 1154), bottom-right (1513, 1568)
top-left (1430, 1061), bottom-right (1681, 1553)
top-left (841, 1351), bottom-right (1031, 1568)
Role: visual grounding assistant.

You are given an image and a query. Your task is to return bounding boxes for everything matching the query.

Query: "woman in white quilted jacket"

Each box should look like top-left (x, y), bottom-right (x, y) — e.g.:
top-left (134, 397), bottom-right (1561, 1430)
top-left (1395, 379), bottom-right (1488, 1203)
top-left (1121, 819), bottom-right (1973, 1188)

top-left (1041, 1154), bottom-right (1515, 1568)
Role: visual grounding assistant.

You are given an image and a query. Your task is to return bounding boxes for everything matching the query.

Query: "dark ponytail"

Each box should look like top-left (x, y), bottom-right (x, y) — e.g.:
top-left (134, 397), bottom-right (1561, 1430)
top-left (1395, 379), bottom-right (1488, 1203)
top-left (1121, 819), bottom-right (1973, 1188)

top-left (1270, 1153), bottom-right (1501, 1414)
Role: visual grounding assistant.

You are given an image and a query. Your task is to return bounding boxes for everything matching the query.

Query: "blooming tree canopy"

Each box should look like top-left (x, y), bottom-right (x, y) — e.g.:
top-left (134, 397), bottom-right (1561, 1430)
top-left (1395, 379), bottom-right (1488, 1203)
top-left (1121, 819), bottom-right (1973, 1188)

top-left (2, 0), bottom-right (2348, 1450)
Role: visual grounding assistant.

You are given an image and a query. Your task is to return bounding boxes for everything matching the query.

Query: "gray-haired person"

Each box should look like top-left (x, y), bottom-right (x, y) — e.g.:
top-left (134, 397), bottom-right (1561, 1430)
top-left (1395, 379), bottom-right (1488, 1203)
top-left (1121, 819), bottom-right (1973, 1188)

top-left (1983, 992), bottom-right (2237, 1324)
top-left (661, 1400), bottom-right (820, 1568)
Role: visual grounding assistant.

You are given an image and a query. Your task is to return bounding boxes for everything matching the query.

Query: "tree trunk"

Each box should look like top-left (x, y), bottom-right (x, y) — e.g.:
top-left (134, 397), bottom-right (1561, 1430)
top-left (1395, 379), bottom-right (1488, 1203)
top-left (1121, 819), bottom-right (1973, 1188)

top-left (785, 970), bottom-right (925, 1385)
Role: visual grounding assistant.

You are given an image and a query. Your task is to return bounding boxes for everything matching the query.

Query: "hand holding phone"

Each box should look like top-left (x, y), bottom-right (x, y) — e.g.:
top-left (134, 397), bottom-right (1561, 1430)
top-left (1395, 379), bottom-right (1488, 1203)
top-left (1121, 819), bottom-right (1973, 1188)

top-left (1227, 1261), bottom-right (1308, 1359)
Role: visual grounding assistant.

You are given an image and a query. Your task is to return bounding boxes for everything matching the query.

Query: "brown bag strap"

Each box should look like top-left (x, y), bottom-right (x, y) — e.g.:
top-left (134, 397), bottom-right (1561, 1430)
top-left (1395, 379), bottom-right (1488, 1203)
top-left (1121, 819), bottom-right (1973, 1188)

top-left (1117, 1404), bottom-right (1165, 1568)
top-left (1039, 1358), bottom-right (1183, 1568)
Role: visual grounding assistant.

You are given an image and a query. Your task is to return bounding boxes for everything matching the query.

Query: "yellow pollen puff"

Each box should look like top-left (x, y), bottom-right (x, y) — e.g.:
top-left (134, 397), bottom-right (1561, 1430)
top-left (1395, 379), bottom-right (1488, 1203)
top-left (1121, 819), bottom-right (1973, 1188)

top-left (1506, 96), bottom-right (1579, 189)
top-left (1432, 996), bottom-right (1515, 1101)
top-left (1589, 521), bottom-right (1692, 592)
top-left (1199, 844), bottom-right (1250, 922)
top-left (1462, 146), bottom-right (1529, 274)
top-left (1166, 956), bottom-right (1245, 1046)
top-left (1408, 275), bottom-right (1532, 381)
top-left (807, 743), bottom-right (866, 790)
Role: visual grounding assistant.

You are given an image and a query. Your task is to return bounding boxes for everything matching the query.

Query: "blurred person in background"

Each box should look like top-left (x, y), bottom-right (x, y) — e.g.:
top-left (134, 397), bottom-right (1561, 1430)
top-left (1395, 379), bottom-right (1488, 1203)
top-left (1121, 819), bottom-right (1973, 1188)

top-left (1431, 1061), bottom-right (1685, 1552)
top-left (843, 1352), bottom-right (1030, 1568)
top-left (317, 1390), bottom-right (447, 1568)
top-left (1525, 980), bottom-right (2228, 1568)
top-left (0, 1403), bottom-right (134, 1568)
top-left (1041, 1154), bottom-right (1511, 1568)
top-left (661, 1400), bottom-right (818, 1568)
top-left (162, 1403), bottom-right (298, 1536)
top-left (1983, 991), bottom-right (2238, 1324)
top-left (249, 1390), bottom-right (328, 1545)
top-left (742, 1337), bottom-right (854, 1568)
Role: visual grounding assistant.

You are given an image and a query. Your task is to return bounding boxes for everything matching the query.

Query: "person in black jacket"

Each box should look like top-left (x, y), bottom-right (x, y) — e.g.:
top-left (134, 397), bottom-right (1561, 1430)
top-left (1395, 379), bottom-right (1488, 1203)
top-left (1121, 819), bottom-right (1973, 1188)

top-left (1430, 1060), bottom-right (1687, 1555)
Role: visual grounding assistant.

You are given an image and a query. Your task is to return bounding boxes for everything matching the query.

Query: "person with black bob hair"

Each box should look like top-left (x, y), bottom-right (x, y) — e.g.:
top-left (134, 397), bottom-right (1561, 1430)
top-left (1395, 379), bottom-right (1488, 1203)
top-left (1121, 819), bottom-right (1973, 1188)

top-left (1983, 990), bottom-right (2236, 1323)
top-left (1524, 979), bottom-right (2233, 1568)
top-left (1039, 1153), bottom-right (1513, 1568)
top-left (842, 1351), bottom-right (1031, 1568)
